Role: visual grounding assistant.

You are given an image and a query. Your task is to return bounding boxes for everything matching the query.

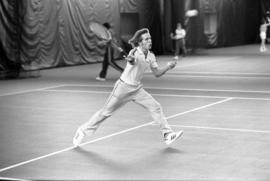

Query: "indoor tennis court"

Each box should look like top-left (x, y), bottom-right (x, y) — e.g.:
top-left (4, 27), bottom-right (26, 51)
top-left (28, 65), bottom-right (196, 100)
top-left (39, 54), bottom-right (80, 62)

top-left (1, 45), bottom-right (270, 180)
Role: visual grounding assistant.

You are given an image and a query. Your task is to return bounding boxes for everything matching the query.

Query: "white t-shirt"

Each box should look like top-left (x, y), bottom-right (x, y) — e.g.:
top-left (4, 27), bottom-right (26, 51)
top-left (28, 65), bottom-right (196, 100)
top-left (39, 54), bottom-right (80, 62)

top-left (120, 47), bottom-right (158, 86)
top-left (175, 29), bottom-right (186, 39)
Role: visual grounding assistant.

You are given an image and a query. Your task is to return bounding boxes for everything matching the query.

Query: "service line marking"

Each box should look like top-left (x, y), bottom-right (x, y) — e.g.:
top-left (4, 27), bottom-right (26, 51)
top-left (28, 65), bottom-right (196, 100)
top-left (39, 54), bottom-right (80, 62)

top-left (0, 98), bottom-right (232, 173)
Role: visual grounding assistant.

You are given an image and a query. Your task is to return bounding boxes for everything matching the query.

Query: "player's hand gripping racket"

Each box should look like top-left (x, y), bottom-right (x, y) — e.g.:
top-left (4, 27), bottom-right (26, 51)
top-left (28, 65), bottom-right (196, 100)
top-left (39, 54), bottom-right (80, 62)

top-left (89, 22), bottom-right (127, 55)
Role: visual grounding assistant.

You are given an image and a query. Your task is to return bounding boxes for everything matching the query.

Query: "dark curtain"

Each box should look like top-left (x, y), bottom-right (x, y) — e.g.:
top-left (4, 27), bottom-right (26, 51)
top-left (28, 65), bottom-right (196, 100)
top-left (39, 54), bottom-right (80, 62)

top-left (19, 0), bottom-right (121, 70)
top-left (260, 0), bottom-right (270, 38)
top-left (0, 0), bottom-right (263, 72)
top-left (137, 0), bottom-right (163, 54)
top-left (163, 0), bottom-right (203, 53)
top-left (0, 0), bottom-right (163, 70)
top-left (202, 0), bottom-right (261, 47)
top-left (1, 0), bottom-right (121, 71)
top-left (162, 0), bottom-right (261, 49)
top-left (216, 0), bottom-right (260, 47)
top-left (0, 0), bottom-right (22, 77)
top-left (260, 0), bottom-right (270, 20)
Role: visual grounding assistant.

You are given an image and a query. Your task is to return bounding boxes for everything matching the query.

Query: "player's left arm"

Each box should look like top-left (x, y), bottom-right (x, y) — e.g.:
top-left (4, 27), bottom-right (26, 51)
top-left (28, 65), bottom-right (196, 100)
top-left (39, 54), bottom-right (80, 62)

top-left (151, 60), bottom-right (177, 77)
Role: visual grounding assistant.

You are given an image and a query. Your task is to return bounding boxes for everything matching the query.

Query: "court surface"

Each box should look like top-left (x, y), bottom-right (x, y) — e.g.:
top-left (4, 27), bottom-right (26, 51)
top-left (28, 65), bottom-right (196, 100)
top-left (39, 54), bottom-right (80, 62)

top-left (0, 45), bottom-right (270, 180)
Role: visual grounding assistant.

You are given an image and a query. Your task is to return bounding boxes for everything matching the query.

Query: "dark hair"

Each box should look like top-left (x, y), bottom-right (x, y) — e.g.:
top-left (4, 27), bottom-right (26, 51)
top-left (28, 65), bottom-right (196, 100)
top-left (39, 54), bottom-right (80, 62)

top-left (103, 22), bottom-right (111, 29)
top-left (128, 28), bottom-right (149, 47)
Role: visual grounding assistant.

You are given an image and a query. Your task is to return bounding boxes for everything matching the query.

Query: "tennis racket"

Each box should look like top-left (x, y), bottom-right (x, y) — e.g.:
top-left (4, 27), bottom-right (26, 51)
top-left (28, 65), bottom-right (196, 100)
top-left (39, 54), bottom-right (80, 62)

top-left (89, 22), bottom-right (112, 40)
top-left (184, 9), bottom-right (198, 27)
top-left (89, 22), bottom-right (127, 55)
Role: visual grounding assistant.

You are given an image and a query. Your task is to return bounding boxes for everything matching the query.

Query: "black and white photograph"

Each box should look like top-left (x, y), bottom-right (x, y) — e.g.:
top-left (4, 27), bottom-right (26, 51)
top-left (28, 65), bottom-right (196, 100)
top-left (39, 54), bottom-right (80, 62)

top-left (0, 0), bottom-right (270, 180)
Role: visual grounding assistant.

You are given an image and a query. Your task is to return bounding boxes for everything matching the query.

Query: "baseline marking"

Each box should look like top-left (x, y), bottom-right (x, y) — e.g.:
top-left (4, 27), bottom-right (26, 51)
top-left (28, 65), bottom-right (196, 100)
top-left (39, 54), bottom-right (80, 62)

top-left (42, 89), bottom-right (270, 101)
top-left (55, 84), bottom-right (270, 94)
top-left (167, 71), bottom-right (270, 76)
top-left (166, 98), bottom-right (233, 120)
top-left (0, 98), bottom-right (231, 173)
top-left (160, 74), bottom-right (270, 79)
top-left (0, 177), bottom-right (29, 181)
top-left (171, 124), bottom-right (270, 134)
top-left (156, 56), bottom-right (239, 69)
top-left (0, 84), bottom-right (67, 97)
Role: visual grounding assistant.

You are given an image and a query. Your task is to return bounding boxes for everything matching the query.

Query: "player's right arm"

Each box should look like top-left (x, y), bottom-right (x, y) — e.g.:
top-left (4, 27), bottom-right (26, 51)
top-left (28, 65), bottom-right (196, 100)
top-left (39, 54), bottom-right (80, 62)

top-left (125, 48), bottom-right (137, 65)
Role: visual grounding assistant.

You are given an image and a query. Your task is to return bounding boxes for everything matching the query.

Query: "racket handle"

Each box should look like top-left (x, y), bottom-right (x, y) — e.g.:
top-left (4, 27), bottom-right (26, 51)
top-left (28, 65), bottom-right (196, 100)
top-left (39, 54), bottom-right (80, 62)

top-left (125, 55), bottom-right (135, 65)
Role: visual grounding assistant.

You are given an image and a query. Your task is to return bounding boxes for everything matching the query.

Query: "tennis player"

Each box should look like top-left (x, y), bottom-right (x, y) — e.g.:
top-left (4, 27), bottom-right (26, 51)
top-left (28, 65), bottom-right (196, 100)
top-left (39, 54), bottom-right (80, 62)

top-left (73, 28), bottom-right (183, 147)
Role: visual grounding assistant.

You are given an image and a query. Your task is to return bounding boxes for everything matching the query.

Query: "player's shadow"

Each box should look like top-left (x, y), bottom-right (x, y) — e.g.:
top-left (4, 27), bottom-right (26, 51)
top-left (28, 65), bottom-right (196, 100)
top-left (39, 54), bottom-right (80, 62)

top-left (74, 147), bottom-right (130, 171)
top-left (73, 146), bottom-right (185, 173)
top-left (161, 147), bottom-right (184, 154)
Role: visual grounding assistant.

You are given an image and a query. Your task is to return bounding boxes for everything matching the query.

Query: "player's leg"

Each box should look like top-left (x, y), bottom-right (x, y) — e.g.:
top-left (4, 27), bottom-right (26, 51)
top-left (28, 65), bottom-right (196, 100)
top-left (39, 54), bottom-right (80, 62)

top-left (73, 80), bottom-right (129, 146)
top-left (174, 39), bottom-right (180, 59)
top-left (182, 39), bottom-right (187, 57)
top-left (260, 32), bottom-right (267, 52)
top-left (97, 47), bottom-right (109, 80)
top-left (132, 88), bottom-right (183, 145)
top-left (108, 48), bottom-right (124, 73)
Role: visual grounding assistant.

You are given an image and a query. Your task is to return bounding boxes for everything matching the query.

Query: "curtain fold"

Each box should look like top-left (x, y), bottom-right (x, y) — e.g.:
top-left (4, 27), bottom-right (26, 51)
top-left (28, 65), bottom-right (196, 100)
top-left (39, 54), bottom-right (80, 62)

top-left (163, 0), bottom-right (260, 49)
top-left (0, 0), bottom-right (262, 72)
top-left (1, 0), bottom-right (122, 71)
top-left (21, 0), bottom-right (112, 70)
top-left (0, 0), bottom-right (21, 76)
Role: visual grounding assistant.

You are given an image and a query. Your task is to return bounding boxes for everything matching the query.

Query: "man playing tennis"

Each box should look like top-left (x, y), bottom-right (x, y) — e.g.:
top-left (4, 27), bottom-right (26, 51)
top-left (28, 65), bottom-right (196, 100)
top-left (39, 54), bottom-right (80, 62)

top-left (73, 28), bottom-right (183, 147)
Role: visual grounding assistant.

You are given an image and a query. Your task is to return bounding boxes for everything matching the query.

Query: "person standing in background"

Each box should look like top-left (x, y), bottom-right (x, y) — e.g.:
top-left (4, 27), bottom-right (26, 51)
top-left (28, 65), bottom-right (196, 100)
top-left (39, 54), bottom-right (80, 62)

top-left (259, 19), bottom-right (270, 52)
top-left (96, 22), bottom-right (124, 81)
top-left (170, 23), bottom-right (187, 60)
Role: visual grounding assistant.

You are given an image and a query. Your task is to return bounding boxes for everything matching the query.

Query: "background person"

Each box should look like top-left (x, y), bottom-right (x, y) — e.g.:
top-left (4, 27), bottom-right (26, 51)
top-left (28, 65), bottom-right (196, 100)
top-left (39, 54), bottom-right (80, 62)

top-left (96, 22), bottom-right (124, 81)
top-left (260, 19), bottom-right (270, 52)
top-left (170, 22), bottom-right (187, 59)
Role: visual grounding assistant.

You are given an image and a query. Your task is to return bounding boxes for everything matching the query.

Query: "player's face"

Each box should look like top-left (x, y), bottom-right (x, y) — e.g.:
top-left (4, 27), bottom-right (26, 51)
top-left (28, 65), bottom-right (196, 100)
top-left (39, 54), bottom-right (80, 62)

top-left (140, 33), bottom-right (152, 50)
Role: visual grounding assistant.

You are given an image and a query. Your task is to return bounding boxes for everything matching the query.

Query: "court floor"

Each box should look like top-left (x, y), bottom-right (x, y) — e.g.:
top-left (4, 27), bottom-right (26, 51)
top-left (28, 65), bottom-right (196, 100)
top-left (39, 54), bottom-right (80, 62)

top-left (0, 45), bottom-right (270, 180)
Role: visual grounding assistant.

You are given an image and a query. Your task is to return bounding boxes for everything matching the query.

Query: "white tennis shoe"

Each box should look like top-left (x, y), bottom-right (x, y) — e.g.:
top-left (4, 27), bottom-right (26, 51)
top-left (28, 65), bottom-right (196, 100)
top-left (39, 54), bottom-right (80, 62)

top-left (96, 77), bottom-right (106, 81)
top-left (164, 130), bottom-right (183, 145)
top-left (173, 56), bottom-right (179, 60)
top-left (260, 46), bottom-right (267, 52)
top-left (73, 128), bottom-right (85, 147)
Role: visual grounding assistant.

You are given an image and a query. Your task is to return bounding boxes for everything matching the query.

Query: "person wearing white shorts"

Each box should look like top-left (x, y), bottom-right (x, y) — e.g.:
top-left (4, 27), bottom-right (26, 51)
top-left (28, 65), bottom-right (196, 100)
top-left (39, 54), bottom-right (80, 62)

top-left (260, 19), bottom-right (270, 52)
top-left (73, 28), bottom-right (183, 147)
top-left (170, 23), bottom-right (187, 59)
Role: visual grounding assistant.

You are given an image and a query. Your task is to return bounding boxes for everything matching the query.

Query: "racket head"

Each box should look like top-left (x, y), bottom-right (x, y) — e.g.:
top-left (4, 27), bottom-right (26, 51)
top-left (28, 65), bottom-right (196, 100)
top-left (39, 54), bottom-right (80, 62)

top-left (89, 22), bottom-right (111, 40)
top-left (185, 9), bottom-right (198, 17)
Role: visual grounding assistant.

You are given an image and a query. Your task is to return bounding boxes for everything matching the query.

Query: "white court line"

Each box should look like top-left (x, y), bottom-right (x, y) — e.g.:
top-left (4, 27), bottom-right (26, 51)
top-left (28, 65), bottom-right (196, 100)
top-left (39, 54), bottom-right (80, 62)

top-left (42, 89), bottom-right (220, 99)
top-left (170, 56), bottom-right (239, 69)
top-left (0, 176), bottom-right (29, 181)
top-left (42, 88), bottom-right (270, 101)
top-left (0, 84), bottom-right (67, 97)
top-left (171, 124), bottom-right (270, 134)
top-left (168, 71), bottom-right (270, 76)
top-left (57, 84), bottom-right (270, 94)
top-left (160, 74), bottom-right (270, 79)
top-left (0, 98), bottom-right (231, 173)
top-left (166, 98), bottom-right (233, 120)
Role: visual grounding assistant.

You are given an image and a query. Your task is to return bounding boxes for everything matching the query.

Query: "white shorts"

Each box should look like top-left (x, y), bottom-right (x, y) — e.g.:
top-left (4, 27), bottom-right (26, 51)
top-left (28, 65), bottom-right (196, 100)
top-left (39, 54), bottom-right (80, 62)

top-left (260, 32), bottom-right (266, 40)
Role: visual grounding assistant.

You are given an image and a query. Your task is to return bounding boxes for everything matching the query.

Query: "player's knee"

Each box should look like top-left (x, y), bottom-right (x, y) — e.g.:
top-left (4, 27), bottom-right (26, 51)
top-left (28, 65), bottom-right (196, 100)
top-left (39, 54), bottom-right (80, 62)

top-left (152, 103), bottom-right (162, 113)
top-left (99, 109), bottom-right (113, 118)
